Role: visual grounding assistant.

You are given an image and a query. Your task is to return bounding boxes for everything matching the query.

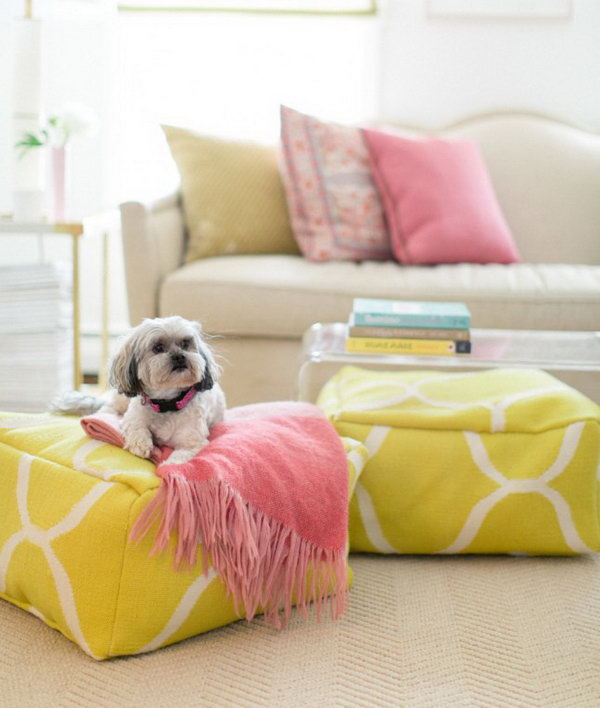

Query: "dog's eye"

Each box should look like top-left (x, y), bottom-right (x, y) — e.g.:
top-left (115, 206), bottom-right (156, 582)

top-left (152, 342), bottom-right (165, 354)
top-left (180, 338), bottom-right (191, 350)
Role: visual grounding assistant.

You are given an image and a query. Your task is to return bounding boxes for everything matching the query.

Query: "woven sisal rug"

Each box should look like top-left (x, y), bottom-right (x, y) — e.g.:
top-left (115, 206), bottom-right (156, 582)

top-left (1, 554), bottom-right (599, 706)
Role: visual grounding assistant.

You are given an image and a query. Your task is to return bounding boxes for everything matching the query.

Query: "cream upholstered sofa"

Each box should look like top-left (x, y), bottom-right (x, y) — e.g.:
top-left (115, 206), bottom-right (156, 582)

top-left (120, 113), bottom-right (600, 407)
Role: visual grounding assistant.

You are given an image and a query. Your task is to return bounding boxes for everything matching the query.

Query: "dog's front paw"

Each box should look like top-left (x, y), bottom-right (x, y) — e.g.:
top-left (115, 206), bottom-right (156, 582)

top-left (124, 432), bottom-right (154, 460)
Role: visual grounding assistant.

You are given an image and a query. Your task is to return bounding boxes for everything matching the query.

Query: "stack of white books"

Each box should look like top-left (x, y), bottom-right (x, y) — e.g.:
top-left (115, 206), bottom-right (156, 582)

top-left (0, 263), bottom-right (73, 413)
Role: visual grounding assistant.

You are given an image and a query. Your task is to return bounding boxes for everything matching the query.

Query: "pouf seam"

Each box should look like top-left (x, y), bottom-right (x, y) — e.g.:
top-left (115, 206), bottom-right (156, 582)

top-left (330, 417), bottom-right (600, 435)
top-left (107, 488), bottom-right (155, 658)
top-left (0, 592), bottom-right (66, 638)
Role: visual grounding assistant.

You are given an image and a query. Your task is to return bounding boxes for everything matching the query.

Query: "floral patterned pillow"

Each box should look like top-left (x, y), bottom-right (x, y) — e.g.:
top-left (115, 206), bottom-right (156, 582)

top-left (279, 106), bottom-right (391, 262)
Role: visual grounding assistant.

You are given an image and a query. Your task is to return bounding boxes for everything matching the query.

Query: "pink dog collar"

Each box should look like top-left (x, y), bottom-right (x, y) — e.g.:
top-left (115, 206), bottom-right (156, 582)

top-left (141, 385), bottom-right (198, 413)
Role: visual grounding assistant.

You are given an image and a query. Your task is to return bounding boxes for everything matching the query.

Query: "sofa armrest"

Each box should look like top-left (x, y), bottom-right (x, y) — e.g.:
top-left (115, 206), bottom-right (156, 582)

top-left (120, 193), bottom-right (186, 324)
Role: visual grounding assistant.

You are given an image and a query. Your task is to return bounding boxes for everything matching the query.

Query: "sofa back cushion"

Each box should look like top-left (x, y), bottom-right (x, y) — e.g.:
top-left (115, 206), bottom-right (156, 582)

top-left (430, 115), bottom-right (600, 265)
top-left (363, 129), bottom-right (520, 265)
top-left (279, 106), bottom-right (392, 263)
top-left (163, 125), bottom-right (300, 262)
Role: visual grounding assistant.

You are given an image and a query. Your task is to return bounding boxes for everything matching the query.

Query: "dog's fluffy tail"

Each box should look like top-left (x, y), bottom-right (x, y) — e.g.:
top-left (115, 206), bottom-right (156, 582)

top-left (50, 390), bottom-right (106, 417)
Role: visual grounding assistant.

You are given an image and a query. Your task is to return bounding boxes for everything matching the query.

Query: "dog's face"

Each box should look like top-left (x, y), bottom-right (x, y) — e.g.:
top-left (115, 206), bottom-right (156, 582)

top-left (109, 316), bottom-right (219, 397)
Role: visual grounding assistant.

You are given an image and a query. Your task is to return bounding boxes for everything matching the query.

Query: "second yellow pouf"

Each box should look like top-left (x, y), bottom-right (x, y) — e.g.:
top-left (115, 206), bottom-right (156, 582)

top-left (318, 366), bottom-right (600, 556)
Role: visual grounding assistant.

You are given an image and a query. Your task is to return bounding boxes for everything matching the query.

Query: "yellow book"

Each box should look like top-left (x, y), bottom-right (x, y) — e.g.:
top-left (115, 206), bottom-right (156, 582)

top-left (345, 336), bottom-right (471, 355)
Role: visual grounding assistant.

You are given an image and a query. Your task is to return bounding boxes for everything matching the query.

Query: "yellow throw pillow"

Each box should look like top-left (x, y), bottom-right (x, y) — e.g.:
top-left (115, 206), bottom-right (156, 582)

top-left (0, 413), bottom-right (362, 659)
top-left (318, 366), bottom-right (600, 556)
top-left (163, 125), bottom-right (300, 262)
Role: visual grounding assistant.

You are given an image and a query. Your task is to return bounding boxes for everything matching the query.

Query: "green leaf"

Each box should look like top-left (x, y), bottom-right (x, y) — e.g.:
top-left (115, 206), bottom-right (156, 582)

top-left (14, 130), bottom-right (47, 159)
top-left (15, 132), bottom-right (45, 147)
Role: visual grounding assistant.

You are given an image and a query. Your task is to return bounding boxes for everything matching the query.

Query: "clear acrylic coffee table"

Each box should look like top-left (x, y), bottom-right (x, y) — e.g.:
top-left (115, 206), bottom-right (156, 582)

top-left (298, 322), bottom-right (600, 402)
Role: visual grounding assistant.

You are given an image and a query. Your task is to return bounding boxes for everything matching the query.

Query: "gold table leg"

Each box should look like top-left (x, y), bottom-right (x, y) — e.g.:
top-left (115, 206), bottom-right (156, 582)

top-left (72, 233), bottom-right (81, 389)
top-left (98, 230), bottom-right (110, 390)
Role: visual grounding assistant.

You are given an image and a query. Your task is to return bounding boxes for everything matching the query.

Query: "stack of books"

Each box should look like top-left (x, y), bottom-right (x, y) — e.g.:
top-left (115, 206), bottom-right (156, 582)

top-left (0, 263), bottom-right (73, 413)
top-left (346, 298), bottom-right (472, 355)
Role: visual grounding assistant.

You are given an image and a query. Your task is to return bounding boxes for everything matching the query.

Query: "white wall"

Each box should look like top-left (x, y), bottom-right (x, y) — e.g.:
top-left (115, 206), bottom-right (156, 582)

top-left (0, 1), bottom-right (118, 217)
top-left (115, 10), bottom-right (381, 204)
top-left (379, 0), bottom-right (600, 130)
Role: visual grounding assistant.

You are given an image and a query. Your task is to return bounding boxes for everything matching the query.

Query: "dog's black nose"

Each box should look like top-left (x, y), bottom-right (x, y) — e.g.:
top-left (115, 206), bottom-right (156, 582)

top-left (171, 353), bottom-right (186, 368)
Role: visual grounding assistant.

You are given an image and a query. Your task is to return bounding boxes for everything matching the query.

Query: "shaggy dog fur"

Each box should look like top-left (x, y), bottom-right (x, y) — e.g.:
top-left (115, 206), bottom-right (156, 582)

top-left (53, 316), bottom-right (226, 465)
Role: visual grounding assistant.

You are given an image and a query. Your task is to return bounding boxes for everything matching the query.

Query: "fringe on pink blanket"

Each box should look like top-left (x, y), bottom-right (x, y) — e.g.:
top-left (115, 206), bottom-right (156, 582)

top-left (81, 402), bottom-right (349, 628)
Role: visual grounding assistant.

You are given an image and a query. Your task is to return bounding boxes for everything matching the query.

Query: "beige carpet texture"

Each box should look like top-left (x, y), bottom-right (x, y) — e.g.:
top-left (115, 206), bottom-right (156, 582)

top-left (1, 553), bottom-right (599, 707)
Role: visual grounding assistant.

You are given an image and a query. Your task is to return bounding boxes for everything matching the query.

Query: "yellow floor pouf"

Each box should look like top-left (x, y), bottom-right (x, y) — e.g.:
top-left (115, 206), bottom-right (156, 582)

top-left (0, 413), bottom-right (364, 660)
top-left (318, 366), bottom-right (600, 556)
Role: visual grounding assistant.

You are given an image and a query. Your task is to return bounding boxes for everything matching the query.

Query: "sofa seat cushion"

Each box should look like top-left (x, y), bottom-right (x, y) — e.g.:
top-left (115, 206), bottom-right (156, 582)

top-left (317, 366), bottom-right (600, 556)
top-left (0, 413), bottom-right (363, 659)
top-left (159, 255), bottom-right (600, 338)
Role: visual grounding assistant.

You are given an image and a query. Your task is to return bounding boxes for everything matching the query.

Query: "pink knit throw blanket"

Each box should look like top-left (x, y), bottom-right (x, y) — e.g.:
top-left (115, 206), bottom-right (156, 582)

top-left (81, 402), bottom-right (349, 627)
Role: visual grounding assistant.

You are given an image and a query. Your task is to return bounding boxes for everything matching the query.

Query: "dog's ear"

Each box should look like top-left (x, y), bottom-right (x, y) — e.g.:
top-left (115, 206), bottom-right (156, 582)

top-left (197, 357), bottom-right (214, 392)
top-left (108, 336), bottom-right (143, 397)
top-left (193, 321), bottom-right (221, 391)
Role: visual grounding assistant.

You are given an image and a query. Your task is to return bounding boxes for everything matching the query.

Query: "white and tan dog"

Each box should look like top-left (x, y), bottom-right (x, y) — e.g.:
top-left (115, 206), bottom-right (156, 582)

top-left (56, 316), bottom-right (226, 465)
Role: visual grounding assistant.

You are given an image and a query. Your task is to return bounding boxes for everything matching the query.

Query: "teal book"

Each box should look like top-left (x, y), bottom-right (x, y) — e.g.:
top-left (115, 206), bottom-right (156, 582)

top-left (352, 298), bottom-right (471, 330)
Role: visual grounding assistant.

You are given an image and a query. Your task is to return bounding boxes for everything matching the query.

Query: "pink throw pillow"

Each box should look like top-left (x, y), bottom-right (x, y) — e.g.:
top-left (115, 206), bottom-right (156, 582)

top-left (279, 106), bottom-right (392, 262)
top-left (362, 129), bottom-right (521, 265)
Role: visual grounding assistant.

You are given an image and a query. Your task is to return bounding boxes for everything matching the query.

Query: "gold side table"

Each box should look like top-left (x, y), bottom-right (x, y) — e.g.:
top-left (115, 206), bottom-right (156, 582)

top-left (0, 217), bottom-right (110, 390)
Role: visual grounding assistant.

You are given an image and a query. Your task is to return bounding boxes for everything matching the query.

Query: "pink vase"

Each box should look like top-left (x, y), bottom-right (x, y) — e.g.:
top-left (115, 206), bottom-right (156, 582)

top-left (51, 146), bottom-right (68, 222)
